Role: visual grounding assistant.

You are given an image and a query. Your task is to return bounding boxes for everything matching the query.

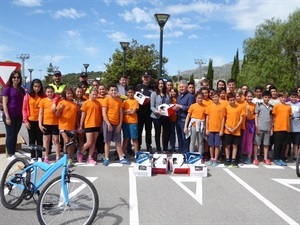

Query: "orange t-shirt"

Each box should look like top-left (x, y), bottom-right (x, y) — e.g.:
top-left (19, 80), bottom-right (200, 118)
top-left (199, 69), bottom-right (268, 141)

top-left (96, 96), bottom-right (106, 107)
top-left (28, 95), bottom-right (42, 121)
top-left (122, 98), bottom-right (139, 124)
top-left (246, 102), bottom-right (256, 120)
top-left (102, 96), bottom-right (122, 125)
top-left (220, 99), bottom-right (229, 107)
top-left (38, 98), bottom-right (58, 125)
top-left (202, 98), bottom-right (213, 107)
top-left (272, 103), bottom-right (292, 132)
top-left (169, 98), bottom-right (177, 122)
top-left (236, 101), bottom-right (247, 130)
top-left (205, 103), bottom-right (225, 132)
top-left (57, 100), bottom-right (78, 130)
top-left (81, 99), bottom-right (102, 128)
top-left (188, 103), bottom-right (206, 126)
top-left (224, 104), bottom-right (245, 136)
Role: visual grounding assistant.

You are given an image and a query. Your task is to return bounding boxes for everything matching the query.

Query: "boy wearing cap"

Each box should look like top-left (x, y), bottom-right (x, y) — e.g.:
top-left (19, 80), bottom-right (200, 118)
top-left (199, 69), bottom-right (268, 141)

top-left (135, 72), bottom-right (154, 152)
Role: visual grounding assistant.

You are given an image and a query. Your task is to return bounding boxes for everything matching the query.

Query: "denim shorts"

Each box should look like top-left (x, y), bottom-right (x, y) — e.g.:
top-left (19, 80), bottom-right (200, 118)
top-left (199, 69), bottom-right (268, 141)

top-left (122, 123), bottom-right (138, 139)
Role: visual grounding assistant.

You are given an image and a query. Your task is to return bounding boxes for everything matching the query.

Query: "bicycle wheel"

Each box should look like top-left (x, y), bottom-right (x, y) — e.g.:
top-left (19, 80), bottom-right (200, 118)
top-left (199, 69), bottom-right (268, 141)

top-left (296, 150), bottom-right (300, 177)
top-left (37, 174), bottom-right (99, 225)
top-left (0, 157), bottom-right (30, 209)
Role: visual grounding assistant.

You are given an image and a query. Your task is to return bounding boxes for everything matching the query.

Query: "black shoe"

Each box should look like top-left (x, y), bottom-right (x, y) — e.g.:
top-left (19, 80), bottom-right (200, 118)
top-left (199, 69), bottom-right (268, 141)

top-left (224, 160), bottom-right (231, 167)
top-left (147, 145), bottom-right (153, 153)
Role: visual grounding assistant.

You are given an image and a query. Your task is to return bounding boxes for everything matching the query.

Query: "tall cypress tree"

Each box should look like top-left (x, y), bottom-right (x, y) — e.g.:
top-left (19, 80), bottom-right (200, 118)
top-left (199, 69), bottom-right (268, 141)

top-left (207, 59), bottom-right (214, 89)
top-left (231, 49), bottom-right (240, 85)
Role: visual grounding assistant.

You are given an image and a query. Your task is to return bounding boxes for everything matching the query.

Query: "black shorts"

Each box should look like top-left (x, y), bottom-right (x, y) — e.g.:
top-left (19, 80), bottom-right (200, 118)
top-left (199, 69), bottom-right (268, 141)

top-left (85, 127), bottom-right (101, 133)
top-left (223, 134), bottom-right (241, 146)
top-left (43, 125), bottom-right (59, 135)
top-left (290, 132), bottom-right (300, 145)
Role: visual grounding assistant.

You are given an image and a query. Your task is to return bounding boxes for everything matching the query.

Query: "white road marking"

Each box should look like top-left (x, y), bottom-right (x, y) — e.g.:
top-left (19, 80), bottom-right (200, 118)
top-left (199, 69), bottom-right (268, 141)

top-left (272, 179), bottom-right (300, 193)
top-left (263, 165), bottom-right (285, 169)
top-left (108, 163), bottom-right (123, 167)
top-left (129, 167), bottom-right (139, 225)
top-left (216, 164), bottom-right (258, 168)
top-left (224, 168), bottom-right (299, 225)
top-left (289, 166), bottom-right (296, 170)
top-left (170, 176), bottom-right (203, 205)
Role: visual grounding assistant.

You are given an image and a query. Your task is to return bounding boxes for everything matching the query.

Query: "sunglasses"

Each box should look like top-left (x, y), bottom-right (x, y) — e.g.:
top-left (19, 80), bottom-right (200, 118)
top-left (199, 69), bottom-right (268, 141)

top-left (12, 76), bottom-right (20, 79)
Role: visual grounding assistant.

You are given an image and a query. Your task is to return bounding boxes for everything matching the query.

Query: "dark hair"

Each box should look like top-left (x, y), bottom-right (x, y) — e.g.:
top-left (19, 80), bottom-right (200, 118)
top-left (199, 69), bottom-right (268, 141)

top-left (216, 79), bottom-right (227, 90)
top-left (79, 81), bottom-right (89, 87)
top-left (268, 85), bottom-right (277, 91)
top-left (119, 74), bottom-right (128, 79)
top-left (127, 85), bottom-right (135, 92)
top-left (195, 91), bottom-right (204, 98)
top-left (245, 90), bottom-right (254, 96)
top-left (218, 87), bottom-right (226, 93)
top-left (211, 89), bottom-right (219, 96)
top-left (155, 78), bottom-right (167, 95)
top-left (254, 85), bottom-right (263, 91)
top-left (107, 84), bottom-right (117, 90)
top-left (29, 79), bottom-right (44, 97)
top-left (8, 70), bottom-right (22, 87)
top-left (188, 81), bottom-right (195, 86)
top-left (45, 85), bottom-right (55, 92)
top-left (262, 90), bottom-right (271, 97)
top-left (227, 78), bottom-right (235, 84)
top-left (227, 91), bottom-right (236, 100)
top-left (61, 86), bottom-right (74, 99)
top-left (200, 87), bottom-right (209, 92)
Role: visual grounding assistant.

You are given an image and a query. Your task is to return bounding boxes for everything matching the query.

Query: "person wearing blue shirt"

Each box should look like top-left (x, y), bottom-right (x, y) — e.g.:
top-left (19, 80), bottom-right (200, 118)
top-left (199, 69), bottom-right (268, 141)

top-left (173, 80), bottom-right (195, 153)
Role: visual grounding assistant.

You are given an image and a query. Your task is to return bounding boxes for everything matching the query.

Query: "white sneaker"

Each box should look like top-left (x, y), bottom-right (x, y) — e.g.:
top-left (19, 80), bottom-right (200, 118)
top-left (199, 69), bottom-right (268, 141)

top-left (7, 155), bottom-right (16, 161)
top-left (29, 158), bottom-right (35, 164)
top-left (38, 158), bottom-right (42, 162)
top-left (97, 154), bottom-right (103, 161)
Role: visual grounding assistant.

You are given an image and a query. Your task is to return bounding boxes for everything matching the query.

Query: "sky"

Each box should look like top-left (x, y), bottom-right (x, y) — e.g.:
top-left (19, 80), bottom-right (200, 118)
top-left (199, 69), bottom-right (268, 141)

top-left (0, 0), bottom-right (299, 81)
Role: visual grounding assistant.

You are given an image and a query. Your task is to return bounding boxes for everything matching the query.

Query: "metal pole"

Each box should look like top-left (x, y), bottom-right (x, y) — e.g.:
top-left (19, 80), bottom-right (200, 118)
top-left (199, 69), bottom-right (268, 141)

top-left (159, 27), bottom-right (163, 77)
top-left (123, 50), bottom-right (126, 76)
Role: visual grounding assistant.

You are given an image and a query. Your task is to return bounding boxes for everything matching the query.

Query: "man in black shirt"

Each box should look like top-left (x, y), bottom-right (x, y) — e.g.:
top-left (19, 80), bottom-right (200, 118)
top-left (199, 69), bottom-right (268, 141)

top-left (135, 72), bottom-right (154, 152)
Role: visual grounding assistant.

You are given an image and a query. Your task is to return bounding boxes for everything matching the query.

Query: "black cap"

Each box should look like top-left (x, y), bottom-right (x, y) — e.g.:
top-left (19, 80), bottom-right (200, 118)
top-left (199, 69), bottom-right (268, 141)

top-left (80, 72), bottom-right (88, 77)
top-left (142, 71), bottom-right (151, 77)
top-left (53, 71), bottom-right (61, 75)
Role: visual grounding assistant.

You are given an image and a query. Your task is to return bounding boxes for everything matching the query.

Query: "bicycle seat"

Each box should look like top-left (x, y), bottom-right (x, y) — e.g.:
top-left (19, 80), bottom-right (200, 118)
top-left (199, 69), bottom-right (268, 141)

top-left (30, 145), bottom-right (45, 152)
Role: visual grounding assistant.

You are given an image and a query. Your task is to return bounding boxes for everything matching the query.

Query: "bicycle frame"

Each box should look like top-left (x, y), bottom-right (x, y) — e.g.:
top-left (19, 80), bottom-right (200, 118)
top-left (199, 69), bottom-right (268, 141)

top-left (10, 153), bottom-right (70, 204)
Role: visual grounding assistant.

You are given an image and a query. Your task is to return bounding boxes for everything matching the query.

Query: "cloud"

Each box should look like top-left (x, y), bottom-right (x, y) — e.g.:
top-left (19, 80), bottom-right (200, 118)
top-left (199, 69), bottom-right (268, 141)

top-left (53, 8), bottom-right (86, 19)
top-left (119, 7), bottom-right (152, 23)
top-left (0, 44), bottom-right (14, 53)
top-left (29, 8), bottom-right (47, 14)
top-left (116, 0), bottom-right (137, 7)
top-left (41, 55), bottom-right (69, 64)
top-left (188, 34), bottom-right (198, 40)
top-left (12, 0), bottom-right (42, 7)
top-left (107, 31), bottom-right (129, 42)
top-left (65, 30), bottom-right (80, 37)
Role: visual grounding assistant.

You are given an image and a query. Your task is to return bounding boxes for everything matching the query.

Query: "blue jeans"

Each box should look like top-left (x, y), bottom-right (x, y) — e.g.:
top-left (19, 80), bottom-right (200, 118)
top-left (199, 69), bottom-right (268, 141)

top-left (3, 115), bottom-right (23, 156)
top-left (176, 119), bottom-right (190, 153)
top-left (170, 121), bottom-right (177, 151)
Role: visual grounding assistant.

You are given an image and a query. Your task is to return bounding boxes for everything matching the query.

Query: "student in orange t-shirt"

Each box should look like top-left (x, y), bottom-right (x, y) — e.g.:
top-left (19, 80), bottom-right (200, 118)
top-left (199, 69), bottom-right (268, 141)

top-left (122, 86), bottom-right (139, 156)
top-left (55, 86), bottom-right (78, 166)
top-left (235, 89), bottom-right (246, 164)
top-left (77, 88), bottom-right (102, 165)
top-left (184, 92), bottom-right (206, 153)
top-left (205, 90), bottom-right (225, 166)
top-left (200, 87), bottom-right (213, 107)
top-left (169, 88), bottom-right (178, 152)
top-left (223, 92), bottom-right (244, 168)
top-left (102, 84), bottom-right (130, 166)
top-left (242, 90), bottom-right (256, 164)
top-left (74, 85), bottom-right (86, 151)
top-left (272, 91), bottom-right (292, 166)
top-left (38, 86), bottom-right (60, 163)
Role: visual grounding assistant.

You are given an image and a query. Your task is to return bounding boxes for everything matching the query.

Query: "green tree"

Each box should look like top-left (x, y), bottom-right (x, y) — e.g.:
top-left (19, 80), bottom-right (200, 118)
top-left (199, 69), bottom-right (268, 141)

top-left (190, 74), bottom-right (195, 83)
top-left (206, 59), bottom-right (214, 89)
top-left (231, 49), bottom-right (239, 85)
top-left (240, 9), bottom-right (300, 90)
top-left (103, 39), bottom-right (167, 86)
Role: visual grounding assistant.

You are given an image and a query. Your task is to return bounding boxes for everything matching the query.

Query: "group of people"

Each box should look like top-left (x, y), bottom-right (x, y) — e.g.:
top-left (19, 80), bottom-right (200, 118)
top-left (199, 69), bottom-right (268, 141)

top-left (2, 69), bottom-right (299, 168)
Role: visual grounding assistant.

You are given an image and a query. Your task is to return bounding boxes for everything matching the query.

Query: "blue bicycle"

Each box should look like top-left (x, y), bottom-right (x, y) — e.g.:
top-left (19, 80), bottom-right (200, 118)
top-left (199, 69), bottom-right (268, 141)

top-left (0, 132), bottom-right (99, 225)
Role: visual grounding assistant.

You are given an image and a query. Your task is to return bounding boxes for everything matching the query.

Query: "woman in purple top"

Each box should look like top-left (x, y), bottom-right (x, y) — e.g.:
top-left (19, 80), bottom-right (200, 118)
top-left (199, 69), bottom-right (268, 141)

top-left (2, 70), bottom-right (25, 160)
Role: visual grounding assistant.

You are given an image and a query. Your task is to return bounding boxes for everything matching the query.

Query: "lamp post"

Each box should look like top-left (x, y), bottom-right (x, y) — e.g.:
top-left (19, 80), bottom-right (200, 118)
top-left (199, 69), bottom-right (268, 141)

top-left (28, 69), bottom-right (33, 84)
top-left (120, 42), bottom-right (130, 76)
top-left (154, 13), bottom-right (170, 77)
top-left (177, 70), bottom-right (181, 82)
top-left (194, 59), bottom-right (206, 80)
top-left (16, 54), bottom-right (30, 87)
top-left (83, 64), bottom-right (89, 73)
top-left (39, 69), bottom-right (42, 80)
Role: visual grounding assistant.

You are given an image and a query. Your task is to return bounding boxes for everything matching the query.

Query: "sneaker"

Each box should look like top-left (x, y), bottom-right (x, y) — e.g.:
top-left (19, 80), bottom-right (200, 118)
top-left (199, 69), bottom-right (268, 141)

top-left (44, 157), bottom-right (49, 164)
top-left (224, 160), bottom-right (231, 167)
top-left (77, 151), bottom-right (83, 163)
top-left (279, 159), bottom-right (287, 166)
top-left (97, 153), bottom-right (103, 161)
top-left (207, 159), bottom-right (213, 166)
top-left (231, 160), bottom-right (239, 168)
top-left (103, 159), bottom-right (109, 166)
top-left (263, 159), bottom-right (271, 165)
top-left (87, 157), bottom-right (97, 165)
top-left (293, 157), bottom-right (297, 162)
top-left (119, 158), bottom-right (131, 165)
top-left (29, 158), bottom-right (35, 164)
top-left (68, 159), bottom-right (73, 167)
top-left (56, 157), bottom-right (60, 162)
top-left (274, 160), bottom-right (282, 166)
top-left (253, 159), bottom-right (259, 165)
top-left (38, 158), bottom-right (43, 162)
top-left (212, 161), bottom-right (219, 167)
top-left (244, 157), bottom-right (251, 164)
top-left (7, 155), bottom-right (16, 161)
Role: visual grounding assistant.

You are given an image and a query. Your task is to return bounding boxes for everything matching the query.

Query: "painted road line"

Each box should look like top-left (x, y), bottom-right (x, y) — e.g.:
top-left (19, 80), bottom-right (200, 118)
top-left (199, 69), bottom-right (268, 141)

top-left (170, 176), bottom-right (203, 205)
top-left (224, 168), bottom-right (299, 225)
top-left (129, 167), bottom-right (139, 225)
top-left (263, 165), bottom-right (285, 169)
top-left (288, 165), bottom-right (296, 170)
top-left (216, 164), bottom-right (258, 168)
top-left (272, 179), bottom-right (300, 193)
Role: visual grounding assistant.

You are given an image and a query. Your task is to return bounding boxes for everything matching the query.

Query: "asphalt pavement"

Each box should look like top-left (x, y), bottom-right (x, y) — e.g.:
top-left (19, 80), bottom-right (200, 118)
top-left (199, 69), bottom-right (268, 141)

top-left (0, 121), bottom-right (299, 225)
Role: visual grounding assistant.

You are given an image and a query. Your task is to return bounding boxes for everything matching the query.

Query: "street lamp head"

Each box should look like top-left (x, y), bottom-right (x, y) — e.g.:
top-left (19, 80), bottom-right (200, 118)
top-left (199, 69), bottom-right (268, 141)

top-left (83, 64), bottom-right (89, 69)
top-left (154, 13), bottom-right (170, 28)
top-left (120, 42), bottom-right (130, 51)
top-left (28, 69), bottom-right (33, 73)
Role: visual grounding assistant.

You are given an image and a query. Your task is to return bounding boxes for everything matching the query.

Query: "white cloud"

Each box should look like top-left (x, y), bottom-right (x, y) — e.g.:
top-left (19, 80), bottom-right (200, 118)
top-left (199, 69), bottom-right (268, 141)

top-left (225, 0), bottom-right (300, 31)
top-left (188, 34), bottom-right (198, 40)
top-left (41, 55), bottom-right (68, 64)
top-left (0, 44), bottom-right (14, 53)
top-left (53, 8), bottom-right (86, 19)
top-left (119, 7), bottom-right (152, 23)
top-left (166, 1), bottom-right (222, 15)
top-left (65, 30), bottom-right (80, 37)
top-left (12, 0), bottom-right (42, 7)
top-left (30, 8), bottom-right (47, 14)
top-left (107, 31), bottom-right (129, 42)
top-left (116, 0), bottom-right (137, 7)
